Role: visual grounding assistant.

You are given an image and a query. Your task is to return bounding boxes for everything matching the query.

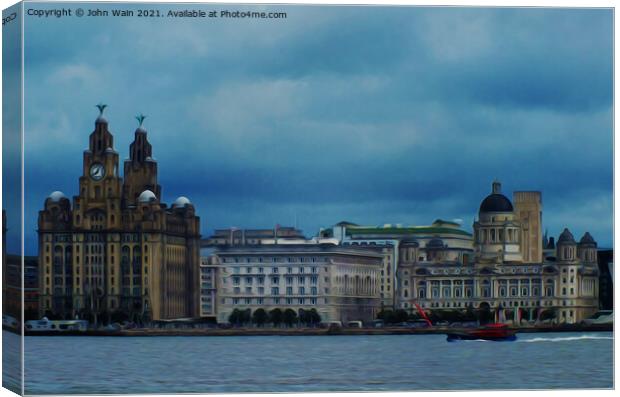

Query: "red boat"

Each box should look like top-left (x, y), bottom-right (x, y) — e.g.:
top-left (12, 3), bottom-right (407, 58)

top-left (446, 323), bottom-right (517, 342)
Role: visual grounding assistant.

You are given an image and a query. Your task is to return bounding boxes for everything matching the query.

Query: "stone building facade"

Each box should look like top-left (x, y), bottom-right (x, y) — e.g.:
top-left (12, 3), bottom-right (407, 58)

top-left (320, 219), bottom-right (474, 309)
top-left (38, 108), bottom-right (200, 322)
top-left (210, 242), bottom-right (384, 324)
top-left (397, 181), bottom-right (599, 324)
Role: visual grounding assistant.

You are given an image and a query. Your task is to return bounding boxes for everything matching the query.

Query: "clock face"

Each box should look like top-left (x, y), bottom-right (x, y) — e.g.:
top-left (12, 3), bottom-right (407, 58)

top-left (89, 163), bottom-right (105, 181)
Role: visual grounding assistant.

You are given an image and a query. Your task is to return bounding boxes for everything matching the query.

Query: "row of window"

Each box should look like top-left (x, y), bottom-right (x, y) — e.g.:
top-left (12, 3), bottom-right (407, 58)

top-left (43, 234), bottom-right (138, 244)
top-left (476, 227), bottom-right (520, 244)
top-left (232, 286), bottom-right (319, 295)
top-left (224, 257), bottom-right (322, 264)
top-left (409, 283), bottom-right (590, 299)
top-left (230, 266), bottom-right (320, 274)
top-left (415, 286), bottom-right (544, 299)
top-left (46, 283), bottom-right (148, 296)
top-left (415, 300), bottom-right (545, 309)
top-left (231, 276), bottom-right (321, 285)
top-left (230, 297), bottom-right (318, 305)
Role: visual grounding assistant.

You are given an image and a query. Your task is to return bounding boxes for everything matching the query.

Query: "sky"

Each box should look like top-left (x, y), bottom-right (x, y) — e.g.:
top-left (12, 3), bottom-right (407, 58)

top-left (8, 3), bottom-right (613, 255)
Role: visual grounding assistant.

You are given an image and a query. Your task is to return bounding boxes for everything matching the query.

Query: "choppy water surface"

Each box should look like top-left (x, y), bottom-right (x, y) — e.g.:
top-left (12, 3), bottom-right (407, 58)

top-left (2, 330), bottom-right (21, 394)
top-left (16, 331), bottom-right (613, 394)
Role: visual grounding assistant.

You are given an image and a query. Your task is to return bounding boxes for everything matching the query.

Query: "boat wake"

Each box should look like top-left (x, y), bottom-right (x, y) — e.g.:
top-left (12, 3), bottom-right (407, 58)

top-left (518, 335), bottom-right (613, 343)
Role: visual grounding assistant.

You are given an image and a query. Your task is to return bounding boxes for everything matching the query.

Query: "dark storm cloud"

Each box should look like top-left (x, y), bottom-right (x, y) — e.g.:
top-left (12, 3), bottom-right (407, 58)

top-left (19, 4), bottom-right (613, 254)
top-left (3, 7), bottom-right (23, 255)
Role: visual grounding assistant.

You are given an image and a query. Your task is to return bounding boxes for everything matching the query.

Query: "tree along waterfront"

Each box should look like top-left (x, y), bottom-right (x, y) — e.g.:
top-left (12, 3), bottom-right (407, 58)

top-left (228, 307), bottom-right (322, 327)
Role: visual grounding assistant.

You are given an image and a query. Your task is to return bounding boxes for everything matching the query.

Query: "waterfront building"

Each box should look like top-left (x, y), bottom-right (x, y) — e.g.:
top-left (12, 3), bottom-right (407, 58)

top-left (319, 219), bottom-right (473, 308)
top-left (208, 241), bottom-right (384, 324)
top-left (597, 249), bottom-right (613, 310)
top-left (38, 108), bottom-right (201, 322)
top-left (3, 255), bottom-right (39, 321)
top-left (202, 226), bottom-right (306, 247)
top-left (199, 254), bottom-right (219, 320)
top-left (2, 210), bottom-right (40, 321)
top-left (397, 181), bottom-right (600, 324)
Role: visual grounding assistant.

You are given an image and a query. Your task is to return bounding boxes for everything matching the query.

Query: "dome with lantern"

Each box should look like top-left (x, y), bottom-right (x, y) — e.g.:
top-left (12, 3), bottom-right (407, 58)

top-left (479, 181), bottom-right (513, 213)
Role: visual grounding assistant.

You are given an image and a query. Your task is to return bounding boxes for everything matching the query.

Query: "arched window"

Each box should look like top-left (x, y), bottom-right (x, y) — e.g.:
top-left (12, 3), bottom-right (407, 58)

top-left (121, 246), bottom-right (131, 274)
top-left (481, 279), bottom-right (491, 297)
top-left (545, 279), bottom-right (555, 296)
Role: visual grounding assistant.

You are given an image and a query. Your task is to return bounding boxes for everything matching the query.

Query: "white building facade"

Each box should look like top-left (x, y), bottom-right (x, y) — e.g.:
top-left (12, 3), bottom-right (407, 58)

top-left (208, 243), bottom-right (384, 324)
top-left (320, 219), bottom-right (474, 309)
top-left (199, 255), bottom-right (218, 319)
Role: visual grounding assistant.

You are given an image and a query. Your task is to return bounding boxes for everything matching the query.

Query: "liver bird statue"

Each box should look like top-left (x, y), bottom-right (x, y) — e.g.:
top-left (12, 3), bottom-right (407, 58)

top-left (96, 103), bottom-right (107, 116)
top-left (136, 113), bottom-right (146, 127)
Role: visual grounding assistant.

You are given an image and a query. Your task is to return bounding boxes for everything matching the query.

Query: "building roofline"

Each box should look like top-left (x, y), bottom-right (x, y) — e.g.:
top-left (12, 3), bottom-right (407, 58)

top-left (213, 244), bottom-right (385, 258)
top-left (345, 226), bottom-right (472, 237)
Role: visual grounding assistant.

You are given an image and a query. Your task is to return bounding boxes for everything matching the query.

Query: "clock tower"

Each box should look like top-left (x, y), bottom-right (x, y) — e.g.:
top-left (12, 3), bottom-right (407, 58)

top-left (39, 105), bottom-right (201, 322)
top-left (122, 115), bottom-right (161, 207)
top-left (74, 105), bottom-right (122, 231)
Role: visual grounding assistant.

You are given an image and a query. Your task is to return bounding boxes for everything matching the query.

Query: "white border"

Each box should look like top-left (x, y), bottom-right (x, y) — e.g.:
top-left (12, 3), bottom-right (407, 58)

top-left (0, 2), bottom-right (616, 397)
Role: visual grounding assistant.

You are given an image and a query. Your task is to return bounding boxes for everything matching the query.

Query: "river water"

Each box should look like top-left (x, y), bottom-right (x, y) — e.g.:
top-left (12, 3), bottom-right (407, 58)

top-left (3, 331), bottom-right (614, 394)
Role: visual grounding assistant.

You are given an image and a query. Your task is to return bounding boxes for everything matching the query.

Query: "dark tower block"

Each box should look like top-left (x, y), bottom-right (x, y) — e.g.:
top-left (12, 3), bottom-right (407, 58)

top-left (122, 117), bottom-right (161, 207)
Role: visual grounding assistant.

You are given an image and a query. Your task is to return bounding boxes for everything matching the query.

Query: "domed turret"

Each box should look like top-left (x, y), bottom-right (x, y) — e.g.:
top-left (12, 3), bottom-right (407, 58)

top-left (579, 232), bottom-right (596, 246)
top-left (138, 190), bottom-right (157, 203)
top-left (172, 196), bottom-right (191, 208)
top-left (41, 191), bottom-right (72, 227)
top-left (558, 228), bottom-right (576, 244)
top-left (479, 181), bottom-right (513, 213)
top-left (578, 232), bottom-right (597, 263)
top-left (473, 180), bottom-right (522, 263)
top-left (557, 228), bottom-right (577, 262)
top-left (48, 191), bottom-right (67, 202)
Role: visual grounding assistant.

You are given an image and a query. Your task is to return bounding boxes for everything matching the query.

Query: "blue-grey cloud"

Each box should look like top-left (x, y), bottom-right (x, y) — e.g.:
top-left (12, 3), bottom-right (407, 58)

top-left (16, 4), bottom-right (613, 254)
top-left (3, 4), bottom-right (23, 255)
